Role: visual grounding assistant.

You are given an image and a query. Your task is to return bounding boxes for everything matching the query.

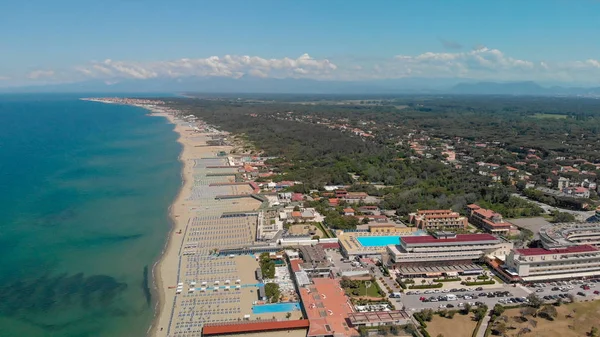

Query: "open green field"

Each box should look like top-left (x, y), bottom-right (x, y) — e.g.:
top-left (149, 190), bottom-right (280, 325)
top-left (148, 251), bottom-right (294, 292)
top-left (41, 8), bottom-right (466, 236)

top-left (532, 113), bottom-right (568, 119)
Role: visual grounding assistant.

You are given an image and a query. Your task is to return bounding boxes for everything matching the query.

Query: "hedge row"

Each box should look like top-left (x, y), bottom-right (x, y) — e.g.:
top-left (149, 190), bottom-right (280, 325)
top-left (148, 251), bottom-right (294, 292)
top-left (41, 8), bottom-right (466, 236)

top-left (433, 277), bottom-right (461, 282)
top-left (409, 283), bottom-right (443, 289)
top-left (462, 280), bottom-right (495, 286)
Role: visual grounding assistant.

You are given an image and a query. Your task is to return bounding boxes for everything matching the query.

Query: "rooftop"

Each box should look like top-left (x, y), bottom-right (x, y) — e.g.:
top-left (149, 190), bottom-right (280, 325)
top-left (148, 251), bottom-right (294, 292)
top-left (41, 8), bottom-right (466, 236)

top-left (402, 233), bottom-right (498, 245)
top-left (300, 278), bottom-right (358, 337)
top-left (347, 310), bottom-right (410, 325)
top-left (202, 319), bottom-right (310, 335)
top-left (515, 244), bottom-right (599, 256)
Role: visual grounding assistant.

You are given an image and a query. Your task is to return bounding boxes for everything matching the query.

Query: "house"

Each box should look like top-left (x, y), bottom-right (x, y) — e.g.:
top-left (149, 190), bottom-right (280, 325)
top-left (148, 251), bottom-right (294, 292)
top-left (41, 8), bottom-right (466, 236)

top-left (358, 205), bottom-right (379, 215)
top-left (328, 198), bottom-right (340, 207)
top-left (343, 208), bottom-right (355, 216)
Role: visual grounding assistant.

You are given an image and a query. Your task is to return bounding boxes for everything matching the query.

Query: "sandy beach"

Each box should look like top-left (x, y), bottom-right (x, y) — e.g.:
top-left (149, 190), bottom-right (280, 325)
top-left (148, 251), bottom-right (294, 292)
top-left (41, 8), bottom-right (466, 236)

top-left (82, 99), bottom-right (302, 337)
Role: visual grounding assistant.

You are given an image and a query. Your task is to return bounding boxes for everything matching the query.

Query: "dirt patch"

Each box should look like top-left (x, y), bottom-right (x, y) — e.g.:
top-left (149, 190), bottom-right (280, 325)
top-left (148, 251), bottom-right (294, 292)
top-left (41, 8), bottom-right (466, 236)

top-left (426, 313), bottom-right (478, 337)
top-left (497, 301), bottom-right (600, 337)
top-left (287, 224), bottom-right (323, 237)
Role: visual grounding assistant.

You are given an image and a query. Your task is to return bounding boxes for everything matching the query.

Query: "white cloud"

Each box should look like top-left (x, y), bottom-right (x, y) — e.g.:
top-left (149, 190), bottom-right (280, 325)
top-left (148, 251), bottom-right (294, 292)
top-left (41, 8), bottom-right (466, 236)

top-left (0, 75), bottom-right (10, 80)
top-left (27, 70), bottom-right (55, 79)
top-left (75, 54), bottom-right (337, 80)
top-left (11, 49), bottom-right (600, 85)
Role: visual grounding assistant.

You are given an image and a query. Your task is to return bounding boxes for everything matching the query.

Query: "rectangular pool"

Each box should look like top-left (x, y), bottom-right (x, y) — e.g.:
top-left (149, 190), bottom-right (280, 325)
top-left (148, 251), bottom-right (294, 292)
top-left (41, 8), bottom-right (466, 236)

top-left (356, 236), bottom-right (401, 247)
top-left (252, 302), bottom-right (301, 314)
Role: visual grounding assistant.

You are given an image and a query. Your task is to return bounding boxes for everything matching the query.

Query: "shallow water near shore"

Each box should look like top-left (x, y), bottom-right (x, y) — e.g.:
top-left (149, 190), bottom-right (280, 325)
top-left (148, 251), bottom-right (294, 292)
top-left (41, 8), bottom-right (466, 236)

top-left (0, 94), bottom-right (180, 337)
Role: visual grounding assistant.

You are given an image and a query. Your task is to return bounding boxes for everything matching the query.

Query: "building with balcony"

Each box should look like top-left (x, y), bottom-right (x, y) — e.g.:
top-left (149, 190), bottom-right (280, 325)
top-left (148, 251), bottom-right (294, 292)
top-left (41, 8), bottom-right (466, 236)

top-left (386, 232), bottom-right (512, 277)
top-left (408, 209), bottom-right (468, 230)
top-left (504, 245), bottom-right (600, 282)
top-left (466, 204), bottom-right (512, 234)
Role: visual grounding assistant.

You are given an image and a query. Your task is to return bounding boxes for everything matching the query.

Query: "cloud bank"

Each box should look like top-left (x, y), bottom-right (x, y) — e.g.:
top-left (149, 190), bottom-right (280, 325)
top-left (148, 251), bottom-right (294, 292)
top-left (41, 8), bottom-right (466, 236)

top-left (17, 48), bottom-right (600, 85)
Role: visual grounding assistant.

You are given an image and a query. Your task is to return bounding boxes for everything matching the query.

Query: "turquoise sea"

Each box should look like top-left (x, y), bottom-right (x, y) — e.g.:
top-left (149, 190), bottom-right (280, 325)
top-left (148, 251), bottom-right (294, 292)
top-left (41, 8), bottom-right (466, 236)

top-left (0, 95), bottom-right (181, 337)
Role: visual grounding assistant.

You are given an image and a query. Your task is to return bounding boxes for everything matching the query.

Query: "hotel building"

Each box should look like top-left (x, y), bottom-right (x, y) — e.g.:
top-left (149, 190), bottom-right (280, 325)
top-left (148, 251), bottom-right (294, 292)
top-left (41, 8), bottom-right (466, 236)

top-left (386, 232), bottom-right (512, 277)
top-left (466, 204), bottom-right (512, 234)
top-left (408, 209), bottom-right (468, 230)
top-left (504, 245), bottom-right (600, 281)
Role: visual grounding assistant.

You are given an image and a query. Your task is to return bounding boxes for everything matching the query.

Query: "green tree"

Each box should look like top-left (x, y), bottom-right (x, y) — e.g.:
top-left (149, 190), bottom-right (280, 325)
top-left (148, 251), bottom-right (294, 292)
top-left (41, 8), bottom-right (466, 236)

top-left (527, 293), bottom-right (544, 308)
top-left (493, 304), bottom-right (505, 316)
top-left (591, 326), bottom-right (599, 337)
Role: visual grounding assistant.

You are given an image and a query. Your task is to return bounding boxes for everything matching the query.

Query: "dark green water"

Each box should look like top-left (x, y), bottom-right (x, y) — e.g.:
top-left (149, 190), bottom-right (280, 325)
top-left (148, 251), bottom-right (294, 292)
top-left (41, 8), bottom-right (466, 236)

top-left (0, 95), bottom-right (181, 337)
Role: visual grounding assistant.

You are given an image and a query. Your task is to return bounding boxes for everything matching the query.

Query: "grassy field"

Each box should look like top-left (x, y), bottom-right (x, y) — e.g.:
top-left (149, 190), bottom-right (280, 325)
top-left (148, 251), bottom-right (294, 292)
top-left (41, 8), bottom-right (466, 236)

top-left (496, 301), bottom-right (600, 337)
top-left (532, 113), bottom-right (568, 119)
top-left (426, 313), bottom-right (478, 337)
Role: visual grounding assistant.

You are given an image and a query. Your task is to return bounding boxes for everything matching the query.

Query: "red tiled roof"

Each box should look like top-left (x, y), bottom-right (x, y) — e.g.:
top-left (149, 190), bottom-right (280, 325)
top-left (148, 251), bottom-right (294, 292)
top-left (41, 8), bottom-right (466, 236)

top-left (402, 233), bottom-right (498, 245)
top-left (467, 204), bottom-right (481, 209)
top-left (516, 245), bottom-right (598, 256)
top-left (291, 211), bottom-right (302, 217)
top-left (300, 278), bottom-right (358, 337)
top-left (292, 193), bottom-right (304, 201)
top-left (202, 319), bottom-right (310, 335)
top-left (343, 208), bottom-right (355, 213)
top-left (290, 259), bottom-right (303, 272)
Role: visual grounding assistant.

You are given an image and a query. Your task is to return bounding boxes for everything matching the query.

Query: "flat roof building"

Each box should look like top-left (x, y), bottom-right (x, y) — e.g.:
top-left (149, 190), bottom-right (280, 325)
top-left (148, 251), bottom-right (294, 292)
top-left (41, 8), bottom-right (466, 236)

top-left (408, 209), bottom-right (468, 230)
top-left (387, 232), bottom-right (512, 277)
top-left (505, 244), bottom-right (600, 282)
top-left (347, 310), bottom-right (410, 328)
top-left (299, 278), bottom-right (358, 337)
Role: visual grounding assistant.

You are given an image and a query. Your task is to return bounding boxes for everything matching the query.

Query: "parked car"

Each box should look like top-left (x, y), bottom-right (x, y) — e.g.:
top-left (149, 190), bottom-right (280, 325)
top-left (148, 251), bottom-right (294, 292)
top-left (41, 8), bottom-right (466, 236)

top-left (577, 292), bottom-right (586, 297)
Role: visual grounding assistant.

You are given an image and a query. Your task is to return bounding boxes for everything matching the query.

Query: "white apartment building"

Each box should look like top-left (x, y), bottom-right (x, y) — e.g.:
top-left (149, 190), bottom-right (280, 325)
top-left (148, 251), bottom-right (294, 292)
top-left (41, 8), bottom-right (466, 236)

top-left (505, 245), bottom-right (600, 282)
top-left (386, 232), bottom-right (512, 276)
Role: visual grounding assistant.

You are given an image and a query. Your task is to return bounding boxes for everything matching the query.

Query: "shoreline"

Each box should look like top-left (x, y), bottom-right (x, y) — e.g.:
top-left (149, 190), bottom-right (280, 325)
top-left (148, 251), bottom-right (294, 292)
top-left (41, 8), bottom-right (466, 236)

top-left (82, 98), bottom-right (186, 337)
top-left (146, 111), bottom-right (185, 337)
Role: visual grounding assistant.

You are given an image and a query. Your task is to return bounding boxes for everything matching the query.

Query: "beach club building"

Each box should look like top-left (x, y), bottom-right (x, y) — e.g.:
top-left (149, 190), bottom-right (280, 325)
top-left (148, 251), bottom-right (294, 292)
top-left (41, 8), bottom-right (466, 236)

top-left (386, 232), bottom-right (512, 277)
top-left (504, 245), bottom-right (600, 282)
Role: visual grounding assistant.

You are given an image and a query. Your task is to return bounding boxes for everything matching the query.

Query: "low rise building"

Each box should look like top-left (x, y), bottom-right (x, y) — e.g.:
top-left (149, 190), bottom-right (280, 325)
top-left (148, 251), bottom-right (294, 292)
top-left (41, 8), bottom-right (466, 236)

top-left (408, 209), bottom-right (468, 230)
top-left (387, 232), bottom-right (512, 277)
top-left (505, 245), bottom-right (600, 281)
top-left (466, 204), bottom-right (512, 234)
top-left (300, 278), bottom-right (358, 337)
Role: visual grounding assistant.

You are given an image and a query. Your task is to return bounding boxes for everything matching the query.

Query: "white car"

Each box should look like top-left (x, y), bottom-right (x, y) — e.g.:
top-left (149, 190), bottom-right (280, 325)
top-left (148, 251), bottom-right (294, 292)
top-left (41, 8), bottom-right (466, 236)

top-left (442, 289), bottom-right (450, 293)
top-left (439, 304), bottom-right (446, 309)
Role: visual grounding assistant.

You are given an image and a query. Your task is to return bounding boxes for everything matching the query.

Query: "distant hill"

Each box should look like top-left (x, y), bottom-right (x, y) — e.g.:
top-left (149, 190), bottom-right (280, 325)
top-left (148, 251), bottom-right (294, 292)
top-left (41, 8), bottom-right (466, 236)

top-left (450, 81), bottom-right (600, 96)
top-left (2, 77), bottom-right (600, 96)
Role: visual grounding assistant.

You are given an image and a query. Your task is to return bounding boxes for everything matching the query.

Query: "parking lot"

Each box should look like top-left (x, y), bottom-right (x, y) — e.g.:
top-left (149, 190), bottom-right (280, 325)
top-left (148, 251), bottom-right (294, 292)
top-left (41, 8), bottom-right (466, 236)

top-left (402, 278), bottom-right (600, 313)
top-left (524, 278), bottom-right (600, 303)
top-left (401, 284), bottom-right (531, 312)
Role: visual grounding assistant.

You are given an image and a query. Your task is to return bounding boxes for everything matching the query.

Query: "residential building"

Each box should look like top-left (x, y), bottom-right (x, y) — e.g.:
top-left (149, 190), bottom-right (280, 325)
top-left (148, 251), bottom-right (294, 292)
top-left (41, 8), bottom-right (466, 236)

top-left (387, 232), bottom-right (512, 277)
top-left (466, 204), bottom-right (512, 234)
top-left (408, 209), bottom-right (468, 230)
top-left (505, 245), bottom-right (600, 281)
top-left (558, 177), bottom-right (570, 190)
top-left (343, 208), bottom-right (355, 216)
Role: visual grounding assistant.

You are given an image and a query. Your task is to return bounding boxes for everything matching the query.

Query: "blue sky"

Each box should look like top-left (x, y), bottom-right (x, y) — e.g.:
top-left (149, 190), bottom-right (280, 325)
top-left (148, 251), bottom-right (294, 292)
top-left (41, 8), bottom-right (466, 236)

top-left (2, 0), bottom-right (600, 86)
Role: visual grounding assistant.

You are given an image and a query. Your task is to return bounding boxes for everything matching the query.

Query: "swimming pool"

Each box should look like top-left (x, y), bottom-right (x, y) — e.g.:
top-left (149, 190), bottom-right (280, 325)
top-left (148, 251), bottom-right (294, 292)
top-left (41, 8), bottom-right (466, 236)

top-left (252, 302), bottom-right (301, 314)
top-left (356, 236), bottom-right (402, 247)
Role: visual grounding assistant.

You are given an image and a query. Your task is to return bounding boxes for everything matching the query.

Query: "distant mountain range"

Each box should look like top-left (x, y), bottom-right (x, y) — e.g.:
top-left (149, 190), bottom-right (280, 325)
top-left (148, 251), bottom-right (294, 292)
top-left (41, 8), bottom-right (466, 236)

top-left (449, 81), bottom-right (600, 96)
top-left (2, 77), bottom-right (600, 96)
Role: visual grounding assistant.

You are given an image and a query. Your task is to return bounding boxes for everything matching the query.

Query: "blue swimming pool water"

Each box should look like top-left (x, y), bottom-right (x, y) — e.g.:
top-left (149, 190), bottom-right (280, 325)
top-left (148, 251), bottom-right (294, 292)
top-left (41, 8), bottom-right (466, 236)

top-left (356, 236), bottom-right (402, 247)
top-left (252, 302), bottom-right (301, 314)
